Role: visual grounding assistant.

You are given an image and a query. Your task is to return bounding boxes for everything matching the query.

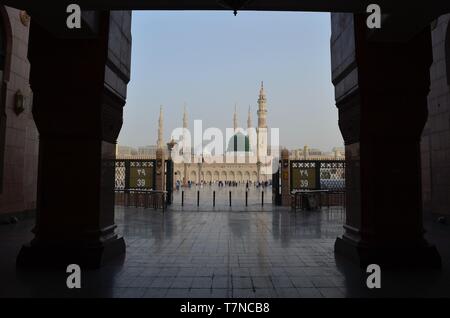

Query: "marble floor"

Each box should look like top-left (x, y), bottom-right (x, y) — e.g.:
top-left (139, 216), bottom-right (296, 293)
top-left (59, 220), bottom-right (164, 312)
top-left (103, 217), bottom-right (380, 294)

top-left (1, 205), bottom-right (450, 298)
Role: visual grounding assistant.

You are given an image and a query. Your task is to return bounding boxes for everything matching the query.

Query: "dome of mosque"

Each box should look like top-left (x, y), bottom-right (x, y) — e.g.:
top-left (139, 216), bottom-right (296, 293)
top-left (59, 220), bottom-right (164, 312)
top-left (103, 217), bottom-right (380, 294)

top-left (227, 132), bottom-right (251, 153)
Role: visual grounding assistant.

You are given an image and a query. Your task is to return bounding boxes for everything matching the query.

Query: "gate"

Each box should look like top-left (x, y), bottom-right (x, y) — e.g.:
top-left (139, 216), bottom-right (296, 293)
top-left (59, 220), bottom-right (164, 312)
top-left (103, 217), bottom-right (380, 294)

top-left (115, 159), bottom-right (165, 209)
top-left (166, 159), bottom-right (174, 205)
top-left (290, 160), bottom-right (345, 210)
top-left (290, 160), bottom-right (345, 191)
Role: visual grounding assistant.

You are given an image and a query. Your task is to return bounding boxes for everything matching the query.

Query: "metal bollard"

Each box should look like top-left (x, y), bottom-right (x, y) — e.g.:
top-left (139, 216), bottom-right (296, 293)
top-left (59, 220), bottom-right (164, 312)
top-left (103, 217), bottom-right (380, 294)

top-left (182, 190), bottom-right (184, 206)
top-left (213, 191), bottom-right (216, 207)
top-left (197, 190), bottom-right (200, 207)
top-left (261, 191), bottom-right (264, 206)
top-left (229, 191), bottom-right (232, 207)
top-left (245, 190), bottom-right (248, 207)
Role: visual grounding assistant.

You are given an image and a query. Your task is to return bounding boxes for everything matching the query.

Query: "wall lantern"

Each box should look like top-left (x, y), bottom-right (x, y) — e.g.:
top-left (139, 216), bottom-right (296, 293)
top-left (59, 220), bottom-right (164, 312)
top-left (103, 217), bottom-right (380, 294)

top-left (217, 0), bottom-right (253, 15)
top-left (19, 11), bottom-right (30, 27)
top-left (14, 90), bottom-right (25, 115)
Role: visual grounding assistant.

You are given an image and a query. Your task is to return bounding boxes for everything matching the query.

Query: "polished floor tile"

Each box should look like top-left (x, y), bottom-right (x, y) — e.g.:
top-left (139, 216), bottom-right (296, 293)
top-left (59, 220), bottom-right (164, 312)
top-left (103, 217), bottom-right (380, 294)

top-left (1, 204), bottom-right (450, 298)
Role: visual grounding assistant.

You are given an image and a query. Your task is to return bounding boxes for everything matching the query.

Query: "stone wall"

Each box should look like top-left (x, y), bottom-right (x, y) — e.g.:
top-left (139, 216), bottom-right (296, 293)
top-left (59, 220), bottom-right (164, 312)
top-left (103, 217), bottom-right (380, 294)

top-left (421, 14), bottom-right (450, 216)
top-left (0, 6), bottom-right (38, 218)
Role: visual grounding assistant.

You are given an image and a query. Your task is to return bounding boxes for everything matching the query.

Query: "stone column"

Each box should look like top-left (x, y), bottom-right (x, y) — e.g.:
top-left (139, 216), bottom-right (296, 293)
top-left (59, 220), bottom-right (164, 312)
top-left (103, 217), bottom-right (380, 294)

top-left (16, 12), bottom-right (132, 268)
top-left (280, 149), bottom-right (290, 207)
top-left (331, 13), bottom-right (441, 267)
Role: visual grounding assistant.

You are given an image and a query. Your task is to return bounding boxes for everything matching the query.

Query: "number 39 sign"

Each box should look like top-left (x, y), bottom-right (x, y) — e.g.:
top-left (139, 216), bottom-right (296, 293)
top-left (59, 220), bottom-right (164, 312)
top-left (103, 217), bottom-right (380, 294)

top-left (292, 167), bottom-right (316, 190)
top-left (129, 167), bottom-right (153, 189)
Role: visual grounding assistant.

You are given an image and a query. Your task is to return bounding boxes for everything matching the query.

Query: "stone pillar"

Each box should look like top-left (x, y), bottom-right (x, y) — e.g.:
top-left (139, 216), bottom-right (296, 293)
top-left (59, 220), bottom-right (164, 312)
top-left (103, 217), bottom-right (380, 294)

top-left (280, 149), bottom-right (290, 207)
top-left (16, 12), bottom-right (132, 268)
top-left (331, 13), bottom-right (441, 267)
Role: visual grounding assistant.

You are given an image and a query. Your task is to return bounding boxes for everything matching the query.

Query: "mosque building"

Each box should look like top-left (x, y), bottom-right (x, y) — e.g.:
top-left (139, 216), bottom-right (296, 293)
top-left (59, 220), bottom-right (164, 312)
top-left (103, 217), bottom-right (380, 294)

top-left (171, 82), bottom-right (274, 185)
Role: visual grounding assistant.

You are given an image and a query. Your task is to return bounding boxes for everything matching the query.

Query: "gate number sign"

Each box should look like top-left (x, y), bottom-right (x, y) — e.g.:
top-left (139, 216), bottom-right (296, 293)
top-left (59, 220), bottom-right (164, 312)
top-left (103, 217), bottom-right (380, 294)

top-left (129, 167), bottom-right (153, 189)
top-left (292, 167), bottom-right (316, 189)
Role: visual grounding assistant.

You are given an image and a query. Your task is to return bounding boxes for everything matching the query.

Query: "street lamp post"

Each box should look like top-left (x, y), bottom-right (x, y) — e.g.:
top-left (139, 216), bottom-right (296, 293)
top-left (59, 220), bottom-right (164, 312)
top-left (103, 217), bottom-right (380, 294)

top-left (166, 139), bottom-right (177, 205)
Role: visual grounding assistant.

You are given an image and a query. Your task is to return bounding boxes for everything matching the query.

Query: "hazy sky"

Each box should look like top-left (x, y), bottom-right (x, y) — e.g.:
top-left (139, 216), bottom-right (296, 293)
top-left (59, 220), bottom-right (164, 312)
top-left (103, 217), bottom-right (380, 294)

top-left (118, 11), bottom-right (344, 150)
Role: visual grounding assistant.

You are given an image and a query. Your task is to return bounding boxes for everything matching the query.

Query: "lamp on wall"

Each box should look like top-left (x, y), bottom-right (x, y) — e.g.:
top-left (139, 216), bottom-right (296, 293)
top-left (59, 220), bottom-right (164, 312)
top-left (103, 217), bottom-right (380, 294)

top-left (19, 11), bottom-right (30, 27)
top-left (217, 0), bottom-right (253, 15)
top-left (14, 90), bottom-right (25, 115)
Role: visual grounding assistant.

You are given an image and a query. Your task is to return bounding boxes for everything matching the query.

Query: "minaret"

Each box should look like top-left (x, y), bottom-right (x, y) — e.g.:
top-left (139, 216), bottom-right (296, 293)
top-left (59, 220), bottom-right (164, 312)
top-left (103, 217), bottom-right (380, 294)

top-left (233, 103), bottom-right (238, 132)
top-left (157, 105), bottom-right (164, 149)
top-left (181, 103), bottom-right (190, 155)
top-left (257, 81), bottom-right (268, 182)
top-left (247, 106), bottom-right (253, 155)
top-left (183, 103), bottom-right (188, 130)
top-left (182, 103), bottom-right (190, 155)
top-left (257, 81), bottom-right (267, 129)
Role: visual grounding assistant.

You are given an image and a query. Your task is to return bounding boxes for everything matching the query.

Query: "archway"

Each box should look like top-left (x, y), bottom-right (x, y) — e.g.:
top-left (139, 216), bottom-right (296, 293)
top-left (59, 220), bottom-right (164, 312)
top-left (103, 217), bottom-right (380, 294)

top-left (205, 171), bottom-right (212, 182)
top-left (175, 170), bottom-right (182, 182)
top-left (7, 2), bottom-right (444, 271)
top-left (213, 171), bottom-right (219, 182)
top-left (237, 171), bottom-right (243, 182)
top-left (221, 171), bottom-right (227, 181)
top-left (189, 170), bottom-right (197, 183)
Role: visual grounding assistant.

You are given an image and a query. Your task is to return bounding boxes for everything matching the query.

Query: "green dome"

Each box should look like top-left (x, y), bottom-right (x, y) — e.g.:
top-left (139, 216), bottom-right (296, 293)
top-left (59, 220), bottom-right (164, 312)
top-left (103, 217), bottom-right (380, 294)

top-left (227, 132), bottom-right (251, 152)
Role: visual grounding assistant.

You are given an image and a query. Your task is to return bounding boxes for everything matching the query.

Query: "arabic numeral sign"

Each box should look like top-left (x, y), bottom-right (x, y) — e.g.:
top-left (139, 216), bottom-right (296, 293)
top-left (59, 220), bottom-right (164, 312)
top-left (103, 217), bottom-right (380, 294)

top-left (292, 167), bottom-right (316, 189)
top-left (130, 167), bottom-right (153, 189)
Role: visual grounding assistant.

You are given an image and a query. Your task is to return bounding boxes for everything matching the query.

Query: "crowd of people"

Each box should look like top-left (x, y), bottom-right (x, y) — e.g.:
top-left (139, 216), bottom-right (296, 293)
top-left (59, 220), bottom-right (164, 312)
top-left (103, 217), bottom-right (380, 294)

top-left (175, 179), bottom-right (271, 191)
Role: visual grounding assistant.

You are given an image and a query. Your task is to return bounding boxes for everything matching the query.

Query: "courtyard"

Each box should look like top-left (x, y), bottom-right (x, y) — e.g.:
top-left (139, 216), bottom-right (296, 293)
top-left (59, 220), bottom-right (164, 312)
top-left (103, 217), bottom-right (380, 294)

top-left (1, 204), bottom-right (450, 298)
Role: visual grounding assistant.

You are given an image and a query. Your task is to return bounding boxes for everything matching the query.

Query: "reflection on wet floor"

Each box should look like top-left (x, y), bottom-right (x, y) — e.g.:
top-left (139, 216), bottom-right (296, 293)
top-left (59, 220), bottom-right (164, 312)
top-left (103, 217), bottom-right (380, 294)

top-left (1, 206), bottom-right (450, 298)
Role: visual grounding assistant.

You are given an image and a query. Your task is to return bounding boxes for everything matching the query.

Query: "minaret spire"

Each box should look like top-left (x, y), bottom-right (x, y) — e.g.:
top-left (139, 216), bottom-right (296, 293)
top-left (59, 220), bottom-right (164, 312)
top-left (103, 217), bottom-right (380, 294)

top-left (257, 82), bottom-right (268, 182)
top-left (157, 105), bottom-right (164, 149)
top-left (247, 105), bottom-right (252, 128)
top-left (233, 103), bottom-right (238, 131)
top-left (183, 103), bottom-right (188, 129)
top-left (257, 81), bottom-right (267, 129)
top-left (248, 105), bottom-right (254, 154)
